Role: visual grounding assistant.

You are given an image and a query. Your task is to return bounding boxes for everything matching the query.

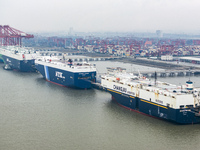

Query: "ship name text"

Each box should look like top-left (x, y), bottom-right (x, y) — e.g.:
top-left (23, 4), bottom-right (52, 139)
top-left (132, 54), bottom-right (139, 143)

top-left (55, 71), bottom-right (65, 79)
top-left (79, 73), bottom-right (89, 76)
top-left (113, 85), bottom-right (127, 93)
top-left (155, 99), bottom-right (163, 104)
top-left (127, 91), bottom-right (135, 96)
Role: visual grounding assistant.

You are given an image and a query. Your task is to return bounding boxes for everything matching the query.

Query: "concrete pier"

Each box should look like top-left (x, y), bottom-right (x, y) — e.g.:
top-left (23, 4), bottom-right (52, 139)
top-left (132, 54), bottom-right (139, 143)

top-left (133, 70), bottom-right (200, 77)
top-left (38, 51), bottom-right (119, 62)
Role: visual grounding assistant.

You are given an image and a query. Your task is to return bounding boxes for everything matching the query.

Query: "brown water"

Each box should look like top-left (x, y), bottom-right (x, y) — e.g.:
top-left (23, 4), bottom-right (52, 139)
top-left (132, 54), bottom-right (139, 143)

top-left (0, 62), bottom-right (200, 150)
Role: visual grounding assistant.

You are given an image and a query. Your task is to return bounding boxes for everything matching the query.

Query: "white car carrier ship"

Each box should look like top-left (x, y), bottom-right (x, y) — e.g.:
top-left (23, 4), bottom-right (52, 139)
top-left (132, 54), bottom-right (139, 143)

top-left (101, 67), bottom-right (200, 124)
top-left (35, 57), bottom-right (96, 89)
top-left (0, 46), bottom-right (37, 72)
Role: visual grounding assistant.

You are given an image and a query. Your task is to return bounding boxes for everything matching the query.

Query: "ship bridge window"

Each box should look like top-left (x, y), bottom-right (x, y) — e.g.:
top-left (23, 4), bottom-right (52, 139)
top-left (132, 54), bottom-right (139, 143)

top-left (131, 77), bottom-right (138, 80)
top-left (186, 105), bottom-right (193, 109)
top-left (78, 77), bottom-right (91, 79)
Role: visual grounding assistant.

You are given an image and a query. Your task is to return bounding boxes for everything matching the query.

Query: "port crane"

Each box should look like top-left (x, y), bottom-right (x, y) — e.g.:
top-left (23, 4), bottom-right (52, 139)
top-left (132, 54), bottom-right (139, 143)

top-left (0, 25), bottom-right (34, 46)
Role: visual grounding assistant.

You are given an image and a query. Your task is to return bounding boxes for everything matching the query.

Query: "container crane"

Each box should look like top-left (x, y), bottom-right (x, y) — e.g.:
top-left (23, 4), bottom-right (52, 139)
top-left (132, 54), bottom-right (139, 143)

top-left (0, 25), bottom-right (34, 46)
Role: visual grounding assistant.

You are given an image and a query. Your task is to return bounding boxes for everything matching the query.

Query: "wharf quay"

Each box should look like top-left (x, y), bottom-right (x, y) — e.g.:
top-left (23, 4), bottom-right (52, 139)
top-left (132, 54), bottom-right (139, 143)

top-left (68, 56), bottom-right (119, 62)
top-left (117, 57), bottom-right (192, 70)
top-left (36, 49), bottom-right (200, 77)
top-left (133, 69), bottom-right (200, 78)
top-left (36, 50), bottom-right (84, 56)
top-left (117, 57), bottom-right (200, 77)
top-left (37, 51), bottom-right (119, 62)
top-left (96, 69), bottom-right (200, 80)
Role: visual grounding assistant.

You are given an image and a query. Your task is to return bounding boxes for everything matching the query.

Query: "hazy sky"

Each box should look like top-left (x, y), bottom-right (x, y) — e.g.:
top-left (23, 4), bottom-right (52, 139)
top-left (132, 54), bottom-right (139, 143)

top-left (1, 0), bottom-right (200, 33)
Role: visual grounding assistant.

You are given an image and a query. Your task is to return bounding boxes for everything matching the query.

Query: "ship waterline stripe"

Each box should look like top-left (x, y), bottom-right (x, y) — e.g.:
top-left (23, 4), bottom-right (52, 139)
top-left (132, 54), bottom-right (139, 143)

top-left (107, 89), bottom-right (121, 94)
top-left (107, 88), bottom-right (168, 109)
top-left (140, 99), bottom-right (168, 109)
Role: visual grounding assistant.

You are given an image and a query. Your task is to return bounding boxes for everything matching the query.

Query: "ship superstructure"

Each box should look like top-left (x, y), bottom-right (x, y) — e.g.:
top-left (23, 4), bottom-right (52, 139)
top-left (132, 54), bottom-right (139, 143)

top-left (0, 46), bottom-right (37, 72)
top-left (35, 57), bottom-right (96, 89)
top-left (101, 67), bottom-right (200, 124)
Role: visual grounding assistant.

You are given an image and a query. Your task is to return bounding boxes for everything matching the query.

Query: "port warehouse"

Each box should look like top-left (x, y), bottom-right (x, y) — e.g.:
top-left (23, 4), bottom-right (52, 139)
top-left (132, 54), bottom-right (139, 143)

top-left (179, 57), bottom-right (200, 64)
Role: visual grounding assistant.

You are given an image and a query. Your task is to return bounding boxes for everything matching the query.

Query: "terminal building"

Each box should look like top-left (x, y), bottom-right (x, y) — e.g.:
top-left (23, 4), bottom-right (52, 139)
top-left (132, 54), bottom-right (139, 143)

top-left (179, 57), bottom-right (200, 64)
top-left (161, 55), bottom-right (173, 61)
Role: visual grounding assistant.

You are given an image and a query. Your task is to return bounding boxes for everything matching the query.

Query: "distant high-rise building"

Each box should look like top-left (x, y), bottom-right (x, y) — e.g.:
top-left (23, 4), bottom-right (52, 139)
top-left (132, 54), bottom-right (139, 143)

top-left (156, 30), bottom-right (163, 38)
top-left (68, 27), bottom-right (73, 35)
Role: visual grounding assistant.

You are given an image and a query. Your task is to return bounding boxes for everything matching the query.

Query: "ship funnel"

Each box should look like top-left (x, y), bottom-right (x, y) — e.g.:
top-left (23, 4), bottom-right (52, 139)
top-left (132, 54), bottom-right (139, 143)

top-left (68, 59), bottom-right (73, 67)
top-left (186, 80), bottom-right (193, 90)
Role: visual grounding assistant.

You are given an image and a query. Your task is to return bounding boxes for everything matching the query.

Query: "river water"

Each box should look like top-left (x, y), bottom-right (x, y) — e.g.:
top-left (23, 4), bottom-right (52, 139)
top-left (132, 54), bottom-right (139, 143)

top-left (0, 61), bottom-right (200, 150)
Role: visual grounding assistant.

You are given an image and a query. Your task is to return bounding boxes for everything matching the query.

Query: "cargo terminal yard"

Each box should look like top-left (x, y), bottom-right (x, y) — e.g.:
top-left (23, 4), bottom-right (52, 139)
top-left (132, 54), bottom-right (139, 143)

top-left (32, 48), bottom-right (200, 78)
top-left (1, 25), bottom-right (200, 77)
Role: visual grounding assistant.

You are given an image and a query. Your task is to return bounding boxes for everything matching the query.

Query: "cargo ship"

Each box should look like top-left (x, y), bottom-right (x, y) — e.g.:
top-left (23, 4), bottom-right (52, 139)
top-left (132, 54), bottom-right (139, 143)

top-left (0, 58), bottom-right (3, 63)
top-left (101, 67), bottom-right (200, 124)
top-left (35, 57), bottom-right (96, 89)
top-left (0, 46), bottom-right (37, 72)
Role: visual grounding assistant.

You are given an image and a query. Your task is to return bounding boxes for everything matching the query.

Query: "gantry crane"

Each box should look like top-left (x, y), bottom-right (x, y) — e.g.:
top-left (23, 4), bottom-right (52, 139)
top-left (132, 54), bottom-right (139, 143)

top-left (0, 25), bottom-right (34, 46)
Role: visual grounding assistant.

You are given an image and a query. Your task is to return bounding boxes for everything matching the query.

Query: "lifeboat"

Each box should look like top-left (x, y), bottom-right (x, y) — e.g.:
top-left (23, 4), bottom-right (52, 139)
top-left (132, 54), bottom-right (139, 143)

top-left (116, 78), bottom-right (120, 81)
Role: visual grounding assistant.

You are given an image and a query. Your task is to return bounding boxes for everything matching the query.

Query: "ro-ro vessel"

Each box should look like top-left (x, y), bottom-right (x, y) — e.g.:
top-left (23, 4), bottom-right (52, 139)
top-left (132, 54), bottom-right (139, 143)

top-left (0, 46), bottom-right (36, 72)
top-left (101, 67), bottom-right (200, 124)
top-left (35, 57), bottom-right (96, 89)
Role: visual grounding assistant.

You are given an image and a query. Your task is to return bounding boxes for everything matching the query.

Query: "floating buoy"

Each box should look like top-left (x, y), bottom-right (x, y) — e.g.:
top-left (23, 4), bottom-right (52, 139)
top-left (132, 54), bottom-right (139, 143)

top-left (116, 78), bottom-right (120, 81)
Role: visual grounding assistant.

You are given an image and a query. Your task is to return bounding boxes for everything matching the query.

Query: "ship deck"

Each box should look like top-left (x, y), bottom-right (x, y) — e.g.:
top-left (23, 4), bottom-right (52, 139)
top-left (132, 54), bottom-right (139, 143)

top-left (102, 67), bottom-right (199, 96)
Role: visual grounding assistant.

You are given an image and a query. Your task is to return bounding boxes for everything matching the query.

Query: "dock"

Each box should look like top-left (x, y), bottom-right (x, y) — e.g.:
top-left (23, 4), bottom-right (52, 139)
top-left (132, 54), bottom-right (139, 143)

top-left (133, 69), bottom-right (200, 77)
top-left (37, 51), bottom-right (120, 62)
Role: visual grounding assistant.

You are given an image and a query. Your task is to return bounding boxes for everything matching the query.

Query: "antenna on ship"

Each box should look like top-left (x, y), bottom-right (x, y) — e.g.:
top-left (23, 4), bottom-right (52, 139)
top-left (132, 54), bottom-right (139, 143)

top-left (138, 69), bottom-right (142, 78)
top-left (68, 58), bottom-right (73, 68)
top-left (189, 68), bottom-right (191, 81)
top-left (155, 71), bottom-right (157, 86)
top-left (131, 64), bottom-right (132, 73)
top-left (62, 54), bottom-right (66, 63)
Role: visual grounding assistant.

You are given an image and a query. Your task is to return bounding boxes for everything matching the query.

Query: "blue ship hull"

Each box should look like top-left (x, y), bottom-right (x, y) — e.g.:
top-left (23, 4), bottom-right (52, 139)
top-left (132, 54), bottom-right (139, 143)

top-left (0, 56), bottom-right (3, 63)
top-left (1, 55), bottom-right (35, 72)
top-left (35, 64), bottom-right (96, 89)
top-left (106, 88), bottom-right (200, 124)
